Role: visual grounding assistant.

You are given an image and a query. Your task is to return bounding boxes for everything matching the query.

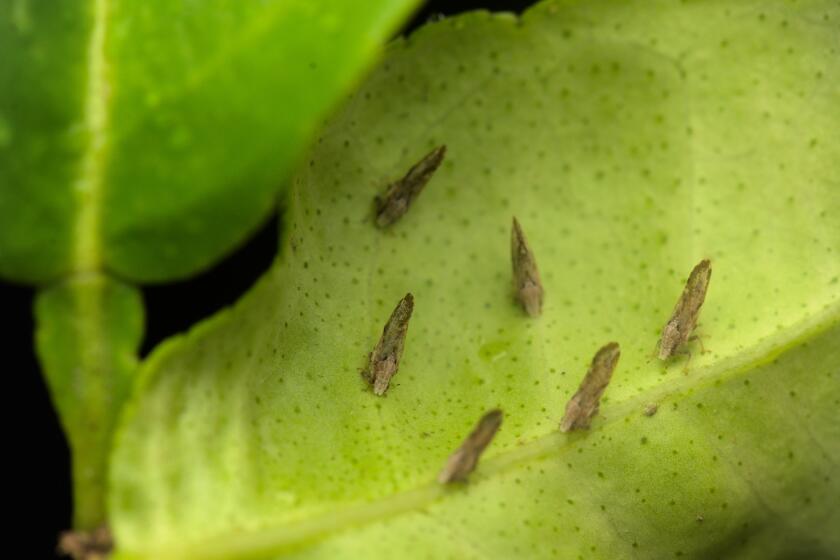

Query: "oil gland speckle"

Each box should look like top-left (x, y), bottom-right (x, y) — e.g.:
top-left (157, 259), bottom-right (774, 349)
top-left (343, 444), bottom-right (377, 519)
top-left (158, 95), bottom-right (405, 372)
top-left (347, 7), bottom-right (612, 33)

top-left (658, 259), bottom-right (712, 360)
top-left (511, 217), bottom-right (543, 317)
top-left (363, 293), bottom-right (414, 396)
top-left (560, 342), bottom-right (621, 432)
top-left (374, 145), bottom-right (446, 227)
top-left (438, 409), bottom-right (503, 484)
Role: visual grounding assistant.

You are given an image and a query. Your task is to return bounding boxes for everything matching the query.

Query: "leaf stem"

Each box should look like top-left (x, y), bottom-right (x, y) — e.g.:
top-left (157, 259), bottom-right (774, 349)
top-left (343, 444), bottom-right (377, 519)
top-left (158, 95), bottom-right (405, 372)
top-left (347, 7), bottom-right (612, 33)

top-left (35, 273), bottom-right (143, 528)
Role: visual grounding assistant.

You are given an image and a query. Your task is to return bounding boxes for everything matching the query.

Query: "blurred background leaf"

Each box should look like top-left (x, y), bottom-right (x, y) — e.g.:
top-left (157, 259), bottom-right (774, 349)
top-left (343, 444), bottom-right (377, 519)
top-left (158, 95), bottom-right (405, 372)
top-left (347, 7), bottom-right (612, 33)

top-left (0, 0), bottom-right (420, 283)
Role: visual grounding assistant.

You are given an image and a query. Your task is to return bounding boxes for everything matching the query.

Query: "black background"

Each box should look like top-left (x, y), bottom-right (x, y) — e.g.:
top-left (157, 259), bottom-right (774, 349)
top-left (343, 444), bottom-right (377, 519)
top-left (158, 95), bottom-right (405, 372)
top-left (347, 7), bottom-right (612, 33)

top-left (3, 1), bottom-right (535, 556)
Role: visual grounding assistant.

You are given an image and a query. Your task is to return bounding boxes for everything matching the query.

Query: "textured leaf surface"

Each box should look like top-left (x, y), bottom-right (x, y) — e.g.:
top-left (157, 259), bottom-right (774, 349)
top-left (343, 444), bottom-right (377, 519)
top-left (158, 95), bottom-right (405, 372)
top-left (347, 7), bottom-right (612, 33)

top-left (0, 0), bottom-right (418, 283)
top-left (111, 1), bottom-right (840, 558)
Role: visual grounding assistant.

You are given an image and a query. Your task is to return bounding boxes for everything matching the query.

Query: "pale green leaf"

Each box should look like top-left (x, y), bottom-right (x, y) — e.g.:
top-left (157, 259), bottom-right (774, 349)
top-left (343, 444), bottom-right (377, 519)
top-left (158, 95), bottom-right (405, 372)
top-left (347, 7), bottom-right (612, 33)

top-left (110, 1), bottom-right (840, 558)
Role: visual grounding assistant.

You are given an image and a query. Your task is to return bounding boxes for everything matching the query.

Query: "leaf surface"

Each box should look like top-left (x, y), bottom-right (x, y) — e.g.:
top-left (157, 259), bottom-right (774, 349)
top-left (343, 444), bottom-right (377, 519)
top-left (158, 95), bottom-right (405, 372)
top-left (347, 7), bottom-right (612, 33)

top-left (111, 1), bottom-right (840, 557)
top-left (0, 0), bottom-right (419, 282)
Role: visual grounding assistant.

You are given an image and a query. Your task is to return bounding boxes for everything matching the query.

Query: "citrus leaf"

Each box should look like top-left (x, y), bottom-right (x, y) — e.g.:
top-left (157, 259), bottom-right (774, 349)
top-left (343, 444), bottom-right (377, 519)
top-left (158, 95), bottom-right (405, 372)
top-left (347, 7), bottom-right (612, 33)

top-left (110, 1), bottom-right (840, 557)
top-left (0, 0), bottom-right (419, 283)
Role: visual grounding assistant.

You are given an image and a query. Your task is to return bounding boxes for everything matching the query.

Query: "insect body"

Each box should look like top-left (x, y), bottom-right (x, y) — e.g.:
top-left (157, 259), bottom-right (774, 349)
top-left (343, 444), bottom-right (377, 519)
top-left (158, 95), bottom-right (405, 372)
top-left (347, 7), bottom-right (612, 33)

top-left (511, 217), bottom-right (543, 317)
top-left (363, 293), bottom-right (414, 395)
top-left (657, 259), bottom-right (712, 360)
top-left (560, 342), bottom-right (621, 432)
top-left (438, 409), bottom-right (503, 484)
top-left (375, 146), bottom-right (446, 227)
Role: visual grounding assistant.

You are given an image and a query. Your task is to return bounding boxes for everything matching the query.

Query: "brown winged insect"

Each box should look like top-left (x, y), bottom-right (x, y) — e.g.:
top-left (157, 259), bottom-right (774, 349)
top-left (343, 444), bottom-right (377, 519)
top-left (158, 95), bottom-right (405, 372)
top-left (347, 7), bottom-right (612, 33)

top-left (511, 217), bottom-right (543, 317)
top-left (560, 342), bottom-right (621, 432)
top-left (362, 294), bottom-right (414, 395)
top-left (657, 259), bottom-right (712, 360)
top-left (438, 409), bottom-right (503, 483)
top-left (374, 146), bottom-right (446, 227)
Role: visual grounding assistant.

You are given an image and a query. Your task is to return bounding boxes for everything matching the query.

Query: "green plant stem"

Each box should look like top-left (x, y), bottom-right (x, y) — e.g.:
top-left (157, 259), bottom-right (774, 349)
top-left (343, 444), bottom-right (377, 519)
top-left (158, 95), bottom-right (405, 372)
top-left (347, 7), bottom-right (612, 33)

top-left (35, 272), bottom-right (143, 528)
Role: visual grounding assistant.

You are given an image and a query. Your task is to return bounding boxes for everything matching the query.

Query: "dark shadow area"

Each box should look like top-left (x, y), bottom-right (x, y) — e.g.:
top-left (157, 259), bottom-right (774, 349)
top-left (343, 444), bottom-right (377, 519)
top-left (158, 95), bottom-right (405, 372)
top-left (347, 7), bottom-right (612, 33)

top-left (3, 281), bottom-right (72, 556)
top-left (2, 1), bottom-right (537, 556)
top-left (140, 214), bottom-right (279, 355)
top-left (408, 0), bottom-right (535, 32)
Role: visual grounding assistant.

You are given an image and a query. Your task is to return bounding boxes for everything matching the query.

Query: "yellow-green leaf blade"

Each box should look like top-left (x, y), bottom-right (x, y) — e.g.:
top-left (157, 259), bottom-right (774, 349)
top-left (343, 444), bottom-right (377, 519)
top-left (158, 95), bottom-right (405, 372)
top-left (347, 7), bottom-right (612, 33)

top-left (110, 1), bottom-right (840, 557)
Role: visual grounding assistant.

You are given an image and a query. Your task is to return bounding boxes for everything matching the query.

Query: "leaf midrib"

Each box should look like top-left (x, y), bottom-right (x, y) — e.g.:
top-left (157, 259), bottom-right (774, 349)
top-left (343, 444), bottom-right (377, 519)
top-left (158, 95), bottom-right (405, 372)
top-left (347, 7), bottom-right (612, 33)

top-left (73, 0), bottom-right (110, 272)
top-left (128, 299), bottom-right (840, 560)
